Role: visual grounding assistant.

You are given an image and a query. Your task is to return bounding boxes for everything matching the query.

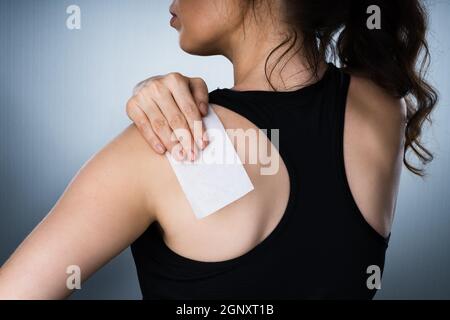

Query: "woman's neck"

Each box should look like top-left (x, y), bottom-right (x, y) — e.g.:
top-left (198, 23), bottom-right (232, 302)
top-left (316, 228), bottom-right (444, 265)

top-left (230, 45), bottom-right (327, 92)
top-left (222, 5), bottom-right (327, 92)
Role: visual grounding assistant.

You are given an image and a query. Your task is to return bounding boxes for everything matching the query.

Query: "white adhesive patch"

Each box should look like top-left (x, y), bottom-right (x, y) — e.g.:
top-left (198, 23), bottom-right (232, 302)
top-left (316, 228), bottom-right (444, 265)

top-left (165, 105), bottom-right (254, 219)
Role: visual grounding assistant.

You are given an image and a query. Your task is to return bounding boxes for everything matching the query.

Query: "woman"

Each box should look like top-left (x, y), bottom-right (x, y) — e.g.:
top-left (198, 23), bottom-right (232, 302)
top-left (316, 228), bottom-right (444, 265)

top-left (0, 0), bottom-right (437, 299)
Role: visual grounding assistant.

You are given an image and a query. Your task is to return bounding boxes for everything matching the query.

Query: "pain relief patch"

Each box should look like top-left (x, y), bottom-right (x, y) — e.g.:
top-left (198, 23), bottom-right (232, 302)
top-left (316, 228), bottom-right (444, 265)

top-left (165, 105), bottom-right (254, 219)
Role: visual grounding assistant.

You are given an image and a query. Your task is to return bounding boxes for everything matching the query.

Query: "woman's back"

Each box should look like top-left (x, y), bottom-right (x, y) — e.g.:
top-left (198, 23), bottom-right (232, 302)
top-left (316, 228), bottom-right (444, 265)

top-left (131, 63), bottom-right (401, 299)
top-left (0, 63), bottom-right (404, 300)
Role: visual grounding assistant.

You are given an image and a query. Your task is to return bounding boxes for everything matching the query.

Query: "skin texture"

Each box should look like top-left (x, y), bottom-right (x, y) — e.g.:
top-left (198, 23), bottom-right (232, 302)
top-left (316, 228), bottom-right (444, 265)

top-left (0, 0), bottom-right (405, 299)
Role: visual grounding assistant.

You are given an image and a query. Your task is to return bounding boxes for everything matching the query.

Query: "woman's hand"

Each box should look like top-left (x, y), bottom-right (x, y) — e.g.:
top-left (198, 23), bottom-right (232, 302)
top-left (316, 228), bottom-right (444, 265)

top-left (126, 72), bottom-right (210, 161)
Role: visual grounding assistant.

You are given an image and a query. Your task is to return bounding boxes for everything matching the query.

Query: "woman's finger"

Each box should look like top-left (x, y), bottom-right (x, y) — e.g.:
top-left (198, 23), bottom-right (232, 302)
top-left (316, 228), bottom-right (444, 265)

top-left (126, 97), bottom-right (167, 155)
top-left (135, 89), bottom-right (186, 160)
top-left (189, 77), bottom-right (210, 117)
top-left (168, 75), bottom-right (209, 151)
top-left (149, 81), bottom-right (199, 161)
top-left (189, 77), bottom-right (210, 146)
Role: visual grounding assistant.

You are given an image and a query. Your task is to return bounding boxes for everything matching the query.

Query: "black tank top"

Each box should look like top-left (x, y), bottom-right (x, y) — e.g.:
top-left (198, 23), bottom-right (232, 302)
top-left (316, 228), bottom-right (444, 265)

top-left (130, 63), bottom-right (391, 300)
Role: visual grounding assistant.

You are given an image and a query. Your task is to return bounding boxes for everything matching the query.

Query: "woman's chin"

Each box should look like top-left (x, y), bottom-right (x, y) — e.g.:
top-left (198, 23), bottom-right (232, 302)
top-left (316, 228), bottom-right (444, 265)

top-left (179, 40), bottom-right (204, 56)
top-left (179, 38), bottom-right (218, 56)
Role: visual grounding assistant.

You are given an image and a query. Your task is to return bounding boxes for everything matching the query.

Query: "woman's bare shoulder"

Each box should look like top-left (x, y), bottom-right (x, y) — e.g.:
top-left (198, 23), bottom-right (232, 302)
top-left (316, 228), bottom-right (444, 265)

top-left (348, 75), bottom-right (407, 125)
top-left (346, 74), bottom-right (407, 169)
top-left (108, 124), bottom-right (181, 216)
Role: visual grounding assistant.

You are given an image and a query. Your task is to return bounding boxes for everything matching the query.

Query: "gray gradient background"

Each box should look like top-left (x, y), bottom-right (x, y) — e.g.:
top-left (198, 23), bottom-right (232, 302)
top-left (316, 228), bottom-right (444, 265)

top-left (0, 0), bottom-right (449, 300)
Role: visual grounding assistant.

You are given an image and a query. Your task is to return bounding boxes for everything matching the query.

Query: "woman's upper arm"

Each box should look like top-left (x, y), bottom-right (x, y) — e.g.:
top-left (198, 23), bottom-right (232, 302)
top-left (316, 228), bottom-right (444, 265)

top-left (345, 75), bottom-right (407, 238)
top-left (0, 124), bottom-right (161, 299)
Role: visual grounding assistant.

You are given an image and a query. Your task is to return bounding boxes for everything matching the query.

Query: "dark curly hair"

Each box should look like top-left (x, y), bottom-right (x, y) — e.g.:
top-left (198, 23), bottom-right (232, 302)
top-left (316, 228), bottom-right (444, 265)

top-left (244, 0), bottom-right (438, 176)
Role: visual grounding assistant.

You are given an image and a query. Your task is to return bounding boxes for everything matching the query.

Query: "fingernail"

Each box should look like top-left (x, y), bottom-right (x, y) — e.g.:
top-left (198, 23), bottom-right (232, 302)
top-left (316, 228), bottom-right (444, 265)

top-left (203, 132), bottom-right (209, 145)
top-left (155, 143), bottom-right (165, 154)
top-left (200, 102), bottom-right (208, 115)
top-left (196, 138), bottom-right (205, 149)
top-left (178, 148), bottom-right (185, 160)
top-left (190, 149), bottom-right (196, 162)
